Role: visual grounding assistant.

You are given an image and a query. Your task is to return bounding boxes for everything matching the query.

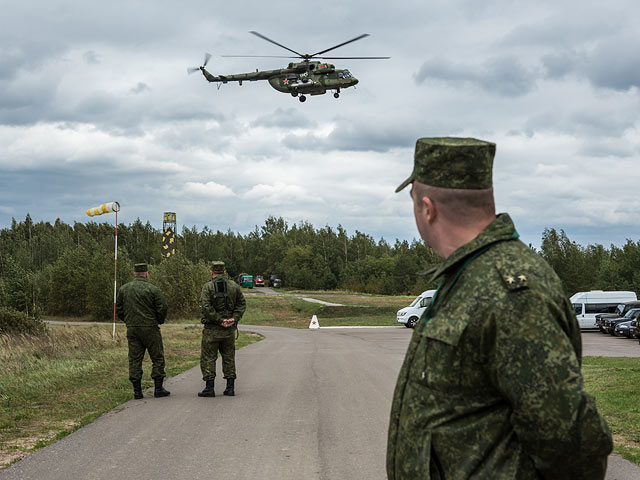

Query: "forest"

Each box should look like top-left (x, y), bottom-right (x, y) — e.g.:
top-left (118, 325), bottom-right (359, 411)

top-left (2, 213), bottom-right (640, 324)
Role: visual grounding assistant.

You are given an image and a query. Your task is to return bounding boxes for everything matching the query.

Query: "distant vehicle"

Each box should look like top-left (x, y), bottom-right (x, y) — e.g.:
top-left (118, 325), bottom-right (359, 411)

top-left (268, 274), bottom-right (283, 288)
top-left (630, 320), bottom-right (639, 339)
top-left (570, 291), bottom-right (637, 329)
top-left (254, 275), bottom-right (265, 287)
top-left (614, 319), bottom-right (635, 338)
top-left (595, 300), bottom-right (640, 333)
top-left (237, 274), bottom-right (254, 289)
top-left (604, 308), bottom-right (640, 335)
top-left (397, 290), bottom-right (437, 328)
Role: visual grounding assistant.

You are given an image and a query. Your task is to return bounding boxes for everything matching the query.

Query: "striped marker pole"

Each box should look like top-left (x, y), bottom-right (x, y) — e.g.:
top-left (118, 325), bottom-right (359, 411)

top-left (86, 202), bottom-right (120, 338)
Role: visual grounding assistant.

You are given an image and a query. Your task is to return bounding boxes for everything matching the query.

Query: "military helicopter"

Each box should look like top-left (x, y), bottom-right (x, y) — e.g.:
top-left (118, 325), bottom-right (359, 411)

top-left (188, 31), bottom-right (389, 102)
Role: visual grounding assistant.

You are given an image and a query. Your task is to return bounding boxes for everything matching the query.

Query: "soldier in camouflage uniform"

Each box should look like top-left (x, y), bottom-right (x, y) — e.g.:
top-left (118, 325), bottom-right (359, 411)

top-left (198, 261), bottom-right (246, 397)
top-left (388, 138), bottom-right (612, 479)
top-left (116, 263), bottom-right (170, 400)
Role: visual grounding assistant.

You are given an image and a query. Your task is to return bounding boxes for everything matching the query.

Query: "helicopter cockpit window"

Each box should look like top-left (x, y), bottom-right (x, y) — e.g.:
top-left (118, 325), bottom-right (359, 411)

top-left (343, 71), bottom-right (352, 78)
top-left (338, 72), bottom-right (344, 79)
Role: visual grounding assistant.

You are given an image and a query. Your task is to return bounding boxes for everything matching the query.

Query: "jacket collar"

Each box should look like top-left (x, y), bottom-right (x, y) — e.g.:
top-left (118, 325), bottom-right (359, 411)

top-left (427, 213), bottom-right (518, 282)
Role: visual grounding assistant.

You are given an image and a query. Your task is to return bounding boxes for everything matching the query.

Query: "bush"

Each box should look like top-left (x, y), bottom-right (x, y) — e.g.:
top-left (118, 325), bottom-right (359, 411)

top-left (150, 253), bottom-right (210, 320)
top-left (0, 306), bottom-right (46, 335)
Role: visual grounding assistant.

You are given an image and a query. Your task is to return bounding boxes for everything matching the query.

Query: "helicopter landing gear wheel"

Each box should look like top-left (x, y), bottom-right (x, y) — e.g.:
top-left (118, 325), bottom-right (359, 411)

top-left (291, 92), bottom-right (298, 97)
top-left (299, 95), bottom-right (306, 103)
top-left (333, 92), bottom-right (340, 98)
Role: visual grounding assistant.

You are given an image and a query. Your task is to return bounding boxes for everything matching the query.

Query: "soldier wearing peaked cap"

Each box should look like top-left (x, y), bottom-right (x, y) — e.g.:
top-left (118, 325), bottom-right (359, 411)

top-left (198, 260), bottom-right (246, 397)
top-left (116, 263), bottom-right (170, 399)
top-left (387, 138), bottom-right (612, 479)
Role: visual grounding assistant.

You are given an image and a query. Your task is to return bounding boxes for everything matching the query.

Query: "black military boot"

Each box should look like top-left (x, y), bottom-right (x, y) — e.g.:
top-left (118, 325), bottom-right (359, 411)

top-left (198, 380), bottom-right (215, 397)
top-left (223, 378), bottom-right (235, 396)
top-left (153, 378), bottom-right (170, 398)
top-left (132, 380), bottom-right (143, 400)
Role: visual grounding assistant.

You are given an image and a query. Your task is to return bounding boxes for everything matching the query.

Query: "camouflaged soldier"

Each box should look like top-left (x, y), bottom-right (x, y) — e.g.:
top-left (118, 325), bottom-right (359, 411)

top-left (387, 138), bottom-right (613, 479)
top-left (116, 263), bottom-right (170, 400)
top-left (198, 261), bottom-right (246, 397)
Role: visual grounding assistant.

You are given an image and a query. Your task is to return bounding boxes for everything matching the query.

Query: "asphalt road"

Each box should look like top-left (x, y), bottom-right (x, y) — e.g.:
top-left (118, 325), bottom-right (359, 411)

top-left (2, 326), bottom-right (639, 479)
top-left (582, 329), bottom-right (640, 357)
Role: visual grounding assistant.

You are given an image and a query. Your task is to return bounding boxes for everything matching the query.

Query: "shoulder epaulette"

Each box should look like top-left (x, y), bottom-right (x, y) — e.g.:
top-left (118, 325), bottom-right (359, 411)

top-left (495, 263), bottom-right (529, 291)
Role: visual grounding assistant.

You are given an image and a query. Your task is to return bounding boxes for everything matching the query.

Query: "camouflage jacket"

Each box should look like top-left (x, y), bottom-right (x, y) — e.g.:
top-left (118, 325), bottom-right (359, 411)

top-left (116, 277), bottom-right (168, 327)
top-left (387, 214), bottom-right (612, 480)
top-left (200, 276), bottom-right (246, 332)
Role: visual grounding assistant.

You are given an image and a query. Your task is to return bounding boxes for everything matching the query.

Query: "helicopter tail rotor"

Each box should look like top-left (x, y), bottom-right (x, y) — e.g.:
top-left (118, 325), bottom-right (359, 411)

top-left (187, 52), bottom-right (212, 74)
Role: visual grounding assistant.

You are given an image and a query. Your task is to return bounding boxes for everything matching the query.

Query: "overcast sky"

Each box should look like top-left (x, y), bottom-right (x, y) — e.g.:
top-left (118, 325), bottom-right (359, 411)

top-left (1, 0), bottom-right (639, 249)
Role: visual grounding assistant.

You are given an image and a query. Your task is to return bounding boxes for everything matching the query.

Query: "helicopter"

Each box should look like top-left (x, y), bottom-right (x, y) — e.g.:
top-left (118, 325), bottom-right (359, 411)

top-left (188, 31), bottom-right (389, 102)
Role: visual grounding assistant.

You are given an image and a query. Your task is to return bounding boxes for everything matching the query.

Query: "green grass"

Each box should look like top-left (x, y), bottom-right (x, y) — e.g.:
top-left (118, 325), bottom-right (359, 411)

top-left (0, 324), bottom-right (261, 470)
top-left (240, 295), bottom-right (403, 328)
top-left (582, 356), bottom-right (640, 464)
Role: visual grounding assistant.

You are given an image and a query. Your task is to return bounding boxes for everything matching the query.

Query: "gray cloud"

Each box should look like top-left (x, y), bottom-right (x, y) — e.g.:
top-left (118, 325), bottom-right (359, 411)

top-left (251, 107), bottom-right (316, 129)
top-left (83, 50), bottom-right (100, 65)
top-left (130, 82), bottom-right (149, 94)
top-left (541, 51), bottom-right (580, 79)
top-left (414, 56), bottom-right (538, 97)
top-left (282, 117), bottom-right (420, 153)
top-left (581, 34), bottom-right (640, 91)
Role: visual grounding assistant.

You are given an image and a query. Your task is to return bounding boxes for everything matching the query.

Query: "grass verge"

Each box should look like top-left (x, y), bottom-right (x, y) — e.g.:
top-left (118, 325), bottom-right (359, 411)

top-left (582, 356), bottom-right (640, 465)
top-left (0, 323), bottom-right (261, 470)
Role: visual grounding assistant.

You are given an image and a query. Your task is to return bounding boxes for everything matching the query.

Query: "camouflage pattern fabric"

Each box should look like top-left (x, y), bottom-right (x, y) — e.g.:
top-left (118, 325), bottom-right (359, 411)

top-left (116, 277), bottom-right (168, 327)
top-left (199, 275), bottom-right (246, 381)
top-left (200, 276), bottom-right (246, 330)
top-left (395, 137), bottom-right (495, 192)
top-left (126, 326), bottom-right (166, 381)
top-left (387, 214), bottom-right (612, 480)
top-left (200, 329), bottom-right (236, 380)
top-left (211, 260), bottom-right (226, 274)
top-left (116, 277), bottom-right (169, 382)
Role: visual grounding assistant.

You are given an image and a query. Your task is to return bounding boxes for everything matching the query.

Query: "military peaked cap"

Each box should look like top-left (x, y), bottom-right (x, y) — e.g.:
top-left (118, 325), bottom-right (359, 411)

top-left (211, 261), bottom-right (225, 274)
top-left (134, 263), bottom-right (148, 273)
top-left (395, 137), bottom-right (496, 192)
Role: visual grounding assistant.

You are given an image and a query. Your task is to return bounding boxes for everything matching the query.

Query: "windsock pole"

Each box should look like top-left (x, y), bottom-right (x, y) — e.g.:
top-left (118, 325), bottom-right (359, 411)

top-left (86, 202), bottom-right (120, 339)
top-left (112, 210), bottom-right (118, 339)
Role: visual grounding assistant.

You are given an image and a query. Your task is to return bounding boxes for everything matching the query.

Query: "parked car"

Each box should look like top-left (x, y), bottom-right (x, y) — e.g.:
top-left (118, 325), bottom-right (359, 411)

top-left (596, 300), bottom-right (640, 333)
top-left (397, 290), bottom-right (437, 328)
top-left (614, 319), bottom-right (635, 338)
top-left (254, 275), bottom-right (265, 287)
top-left (604, 308), bottom-right (640, 335)
top-left (268, 273), bottom-right (283, 288)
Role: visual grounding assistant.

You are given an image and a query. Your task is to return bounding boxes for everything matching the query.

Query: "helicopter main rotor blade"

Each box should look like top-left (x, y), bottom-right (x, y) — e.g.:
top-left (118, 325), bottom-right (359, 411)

top-left (221, 55), bottom-right (298, 58)
top-left (249, 31), bottom-right (304, 58)
top-left (315, 56), bottom-right (391, 59)
top-left (310, 33), bottom-right (370, 57)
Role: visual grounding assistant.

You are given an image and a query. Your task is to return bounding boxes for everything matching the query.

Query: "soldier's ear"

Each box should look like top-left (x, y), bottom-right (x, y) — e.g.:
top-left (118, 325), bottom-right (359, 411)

top-left (422, 195), bottom-right (437, 223)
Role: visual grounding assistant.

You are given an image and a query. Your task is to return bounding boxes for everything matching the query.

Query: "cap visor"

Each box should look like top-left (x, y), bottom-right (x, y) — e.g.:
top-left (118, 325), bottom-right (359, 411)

top-left (395, 176), bottom-right (413, 193)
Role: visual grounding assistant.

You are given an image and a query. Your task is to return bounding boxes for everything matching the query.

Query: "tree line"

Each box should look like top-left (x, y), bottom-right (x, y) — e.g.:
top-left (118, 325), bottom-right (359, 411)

top-left (0, 214), bottom-right (439, 322)
top-left (2, 213), bottom-right (640, 323)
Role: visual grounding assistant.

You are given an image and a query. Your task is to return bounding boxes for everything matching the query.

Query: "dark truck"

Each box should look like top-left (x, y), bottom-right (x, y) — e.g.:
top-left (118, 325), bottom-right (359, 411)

top-left (595, 300), bottom-right (640, 333)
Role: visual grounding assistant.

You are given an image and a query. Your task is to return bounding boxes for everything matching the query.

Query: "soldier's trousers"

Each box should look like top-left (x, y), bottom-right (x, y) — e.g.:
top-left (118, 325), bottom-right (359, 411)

top-left (126, 326), bottom-right (166, 382)
top-left (200, 328), bottom-right (236, 381)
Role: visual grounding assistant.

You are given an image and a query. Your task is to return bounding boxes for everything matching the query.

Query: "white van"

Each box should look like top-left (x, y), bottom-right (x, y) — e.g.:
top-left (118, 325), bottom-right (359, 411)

top-left (570, 290), bottom-right (637, 329)
top-left (397, 290), bottom-right (437, 328)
